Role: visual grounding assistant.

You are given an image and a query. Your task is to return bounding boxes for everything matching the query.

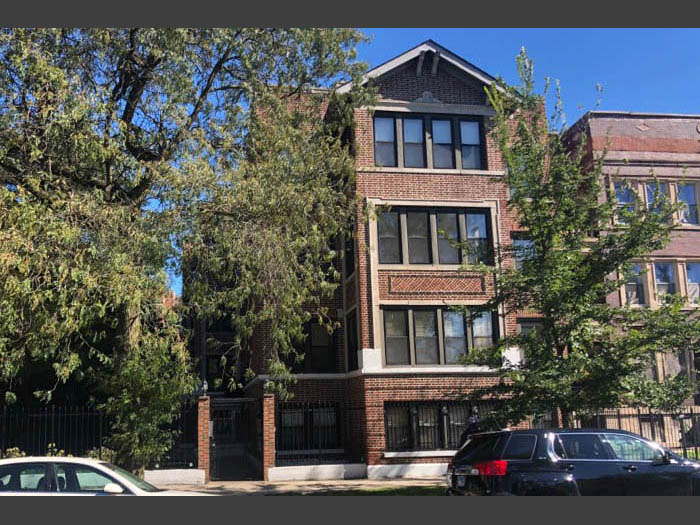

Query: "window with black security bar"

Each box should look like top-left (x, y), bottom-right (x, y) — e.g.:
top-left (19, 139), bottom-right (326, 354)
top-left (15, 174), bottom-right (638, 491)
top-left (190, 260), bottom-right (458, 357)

top-left (384, 401), bottom-right (495, 451)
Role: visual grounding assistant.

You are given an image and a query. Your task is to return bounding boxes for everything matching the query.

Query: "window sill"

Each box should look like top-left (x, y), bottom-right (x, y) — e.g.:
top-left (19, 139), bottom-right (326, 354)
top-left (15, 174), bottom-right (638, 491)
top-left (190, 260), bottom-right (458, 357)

top-left (383, 450), bottom-right (457, 458)
top-left (359, 166), bottom-right (505, 177)
top-left (377, 264), bottom-right (490, 271)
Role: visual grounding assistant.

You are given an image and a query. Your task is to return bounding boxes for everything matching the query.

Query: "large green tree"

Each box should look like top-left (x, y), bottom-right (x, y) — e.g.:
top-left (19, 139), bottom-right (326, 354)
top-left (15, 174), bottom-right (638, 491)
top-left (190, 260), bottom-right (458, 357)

top-left (0, 28), bottom-right (370, 466)
top-left (461, 50), bottom-right (700, 427)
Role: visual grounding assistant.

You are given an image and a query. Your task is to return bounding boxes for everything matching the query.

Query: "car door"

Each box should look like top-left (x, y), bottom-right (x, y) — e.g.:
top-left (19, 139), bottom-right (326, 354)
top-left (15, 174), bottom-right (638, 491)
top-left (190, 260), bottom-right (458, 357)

top-left (601, 433), bottom-right (695, 495)
top-left (52, 462), bottom-right (130, 496)
top-left (0, 462), bottom-right (54, 495)
top-left (554, 432), bottom-right (626, 495)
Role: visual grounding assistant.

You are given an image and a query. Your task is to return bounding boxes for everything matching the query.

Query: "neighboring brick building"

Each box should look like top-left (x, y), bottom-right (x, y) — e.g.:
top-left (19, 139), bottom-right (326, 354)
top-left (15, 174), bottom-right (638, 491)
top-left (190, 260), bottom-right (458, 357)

top-left (567, 111), bottom-right (700, 390)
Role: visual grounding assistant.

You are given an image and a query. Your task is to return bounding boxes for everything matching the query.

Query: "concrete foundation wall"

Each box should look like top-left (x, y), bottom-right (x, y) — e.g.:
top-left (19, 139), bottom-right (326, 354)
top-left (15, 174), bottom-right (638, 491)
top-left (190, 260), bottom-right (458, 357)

top-left (144, 468), bottom-right (206, 486)
top-left (367, 462), bottom-right (448, 479)
top-left (267, 463), bottom-right (367, 481)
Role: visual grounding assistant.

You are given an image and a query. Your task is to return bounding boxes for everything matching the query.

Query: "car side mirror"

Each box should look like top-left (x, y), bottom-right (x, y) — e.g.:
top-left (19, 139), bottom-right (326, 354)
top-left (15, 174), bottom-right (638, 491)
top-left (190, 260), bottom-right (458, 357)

top-left (103, 482), bottom-right (124, 494)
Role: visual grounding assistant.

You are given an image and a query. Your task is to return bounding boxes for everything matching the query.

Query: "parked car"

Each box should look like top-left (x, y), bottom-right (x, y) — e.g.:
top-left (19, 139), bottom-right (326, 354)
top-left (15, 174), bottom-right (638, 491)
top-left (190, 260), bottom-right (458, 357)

top-left (0, 457), bottom-right (206, 496)
top-left (446, 428), bottom-right (700, 496)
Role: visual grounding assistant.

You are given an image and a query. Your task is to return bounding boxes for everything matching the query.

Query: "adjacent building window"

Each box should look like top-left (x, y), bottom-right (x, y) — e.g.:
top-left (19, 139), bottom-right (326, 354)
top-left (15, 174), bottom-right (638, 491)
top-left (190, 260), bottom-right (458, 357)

top-left (344, 232), bottom-right (355, 277)
top-left (406, 212), bottom-right (432, 264)
top-left (679, 183), bottom-right (699, 225)
top-left (513, 237), bottom-right (534, 270)
top-left (382, 307), bottom-right (497, 366)
top-left (645, 181), bottom-right (669, 215)
top-left (377, 207), bottom-right (492, 266)
top-left (289, 322), bottom-right (336, 373)
top-left (518, 319), bottom-right (543, 335)
top-left (614, 181), bottom-right (636, 224)
top-left (687, 263), bottom-right (700, 305)
top-left (460, 120), bottom-right (482, 169)
top-left (624, 263), bottom-right (647, 306)
top-left (402, 118), bottom-right (425, 168)
top-left (374, 116), bottom-right (396, 167)
top-left (654, 262), bottom-right (676, 301)
top-left (377, 211), bottom-right (402, 264)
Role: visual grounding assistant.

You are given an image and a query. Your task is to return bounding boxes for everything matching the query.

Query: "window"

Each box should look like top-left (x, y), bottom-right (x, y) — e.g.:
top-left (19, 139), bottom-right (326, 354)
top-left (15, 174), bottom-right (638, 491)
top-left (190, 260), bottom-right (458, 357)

top-left (277, 403), bottom-right (340, 454)
top-left (377, 208), bottom-right (492, 266)
top-left (503, 434), bottom-right (537, 460)
top-left (346, 310), bottom-right (359, 371)
top-left (382, 307), bottom-right (498, 366)
top-left (624, 263), bottom-right (646, 306)
top-left (374, 116), bottom-right (396, 167)
top-left (414, 310), bottom-right (439, 364)
top-left (437, 212), bottom-right (461, 264)
top-left (645, 181), bottom-right (669, 215)
top-left (289, 322), bottom-right (336, 373)
top-left (471, 312), bottom-right (494, 349)
top-left (614, 181), bottom-right (636, 224)
top-left (0, 463), bottom-right (50, 492)
top-left (378, 211), bottom-right (401, 264)
top-left (679, 183), bottom-right (699, 225)
top-left (344, 233), bottom-right (355, 277)
top-left (373, 113), bottom-right (487, 170)
top-left (53, 464), bottom-right (122, 493)
top-left (466, 212), bottom-right (490, 264)
top-left (654, 262), bottom-right (676, 300)
top-left (602, 433), bottom-right (661, 462)
top-left (687, 263), bottom-right (700, 305)
top-left (556, 433), bottom-right (611, 460)
top-left (403, 118), bottom-right (425, 168)
top-left (384, 402), bottom-right (489, 451)
top-left (384, 310), bottom-right (410, 365)
top-left (513, 237), bottom-right (534, 270)
top-left (460, 120), bottom-right (482, 169)
top-left (518, 319), bottom-right (543, 335)
top-left (443, 310), bottom-right (467, 364)
top-left (432, 119), bottom-right (454, 168)
top-left (406, 212), bottom-right (432, 264)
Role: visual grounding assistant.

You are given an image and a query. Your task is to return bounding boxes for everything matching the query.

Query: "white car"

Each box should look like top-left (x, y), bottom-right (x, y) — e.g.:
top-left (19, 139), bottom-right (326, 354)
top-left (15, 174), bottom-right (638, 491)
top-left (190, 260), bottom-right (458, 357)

top-left (0, 456), bottom-right (208, 496)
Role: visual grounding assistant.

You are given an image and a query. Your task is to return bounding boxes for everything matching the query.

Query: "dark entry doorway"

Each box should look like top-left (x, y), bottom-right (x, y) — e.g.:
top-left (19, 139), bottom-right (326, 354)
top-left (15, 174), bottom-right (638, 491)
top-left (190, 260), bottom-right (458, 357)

top-left (210, 398), bottom-right (261, 481)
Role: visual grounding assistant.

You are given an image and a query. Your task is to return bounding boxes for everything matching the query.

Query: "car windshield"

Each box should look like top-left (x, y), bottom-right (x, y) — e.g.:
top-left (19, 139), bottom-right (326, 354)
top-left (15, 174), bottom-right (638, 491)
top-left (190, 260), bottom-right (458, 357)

top-left (101, 463), bottom-right (163, 492)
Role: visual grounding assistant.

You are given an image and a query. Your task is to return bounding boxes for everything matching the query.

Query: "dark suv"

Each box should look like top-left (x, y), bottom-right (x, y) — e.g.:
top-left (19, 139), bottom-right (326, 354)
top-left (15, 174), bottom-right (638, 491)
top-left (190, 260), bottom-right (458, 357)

top-left (446, 428), bottom-right (700, 495)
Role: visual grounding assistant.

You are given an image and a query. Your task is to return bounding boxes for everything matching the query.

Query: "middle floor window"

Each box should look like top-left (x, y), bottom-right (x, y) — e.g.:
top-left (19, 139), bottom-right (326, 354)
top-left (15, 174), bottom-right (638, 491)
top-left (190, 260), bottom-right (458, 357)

top-left (377, 207), bottom-right (493, 266)
top-left (382, 307), bottom-right (498, 366)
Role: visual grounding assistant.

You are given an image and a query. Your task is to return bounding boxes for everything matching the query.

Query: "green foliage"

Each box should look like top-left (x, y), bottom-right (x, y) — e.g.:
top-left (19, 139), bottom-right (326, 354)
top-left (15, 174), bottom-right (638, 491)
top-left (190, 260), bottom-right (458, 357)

top-left (1, 447), bottom-right (25, 459)
top-left (460, 49), bottom-right (698, 425)
top-left (0, 28), bottom-right (370, 465)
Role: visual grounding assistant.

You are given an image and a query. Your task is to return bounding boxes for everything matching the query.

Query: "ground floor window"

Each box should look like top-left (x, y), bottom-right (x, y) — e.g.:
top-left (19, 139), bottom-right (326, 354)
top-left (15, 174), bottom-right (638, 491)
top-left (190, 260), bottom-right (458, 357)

top-left (384, 401), bottom-right (491, 451)
top-left (277, 402), bottom-right (340, 452)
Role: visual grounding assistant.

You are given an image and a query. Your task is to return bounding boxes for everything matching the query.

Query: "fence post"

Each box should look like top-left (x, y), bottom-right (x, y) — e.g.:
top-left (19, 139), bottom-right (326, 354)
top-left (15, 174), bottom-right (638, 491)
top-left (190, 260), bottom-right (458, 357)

top-left (262, 394), bottom-right (276, 481)
top-left (197, 395), bottom-right (211, 483)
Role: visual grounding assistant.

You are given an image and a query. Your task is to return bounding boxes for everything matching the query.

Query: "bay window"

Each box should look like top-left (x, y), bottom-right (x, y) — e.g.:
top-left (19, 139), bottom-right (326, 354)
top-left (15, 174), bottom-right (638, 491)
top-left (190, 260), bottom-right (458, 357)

top-left (687, 263), bottom-right (700, 305)
top-left (653, 262), bottom-right (676, 301)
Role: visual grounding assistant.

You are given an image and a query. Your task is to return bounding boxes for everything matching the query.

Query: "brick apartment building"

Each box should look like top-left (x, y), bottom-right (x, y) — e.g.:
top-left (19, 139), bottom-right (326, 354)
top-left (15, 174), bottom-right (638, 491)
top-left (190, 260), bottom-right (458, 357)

top-left (190, 43), bottom-right (700, 483)
top-left (567, 111), bottom-right (700, 388)
top-left (191, 40), bottom-right (531, 482)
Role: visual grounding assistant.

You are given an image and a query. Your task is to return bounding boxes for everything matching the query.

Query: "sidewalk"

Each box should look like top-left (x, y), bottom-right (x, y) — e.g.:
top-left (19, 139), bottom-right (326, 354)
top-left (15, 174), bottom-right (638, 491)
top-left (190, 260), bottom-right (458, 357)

top-left (161, 477), bottom-right (446, 496)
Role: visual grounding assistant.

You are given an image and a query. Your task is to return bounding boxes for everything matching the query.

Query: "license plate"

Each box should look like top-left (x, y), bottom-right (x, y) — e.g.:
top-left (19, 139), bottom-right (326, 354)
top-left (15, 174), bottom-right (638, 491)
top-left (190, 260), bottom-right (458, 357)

top-left (457, 475), bottom-right (466, 487)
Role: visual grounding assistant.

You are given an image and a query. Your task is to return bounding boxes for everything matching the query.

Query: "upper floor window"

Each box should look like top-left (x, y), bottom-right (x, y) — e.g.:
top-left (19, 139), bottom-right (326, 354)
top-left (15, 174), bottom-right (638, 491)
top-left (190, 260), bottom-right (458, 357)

top-left (377, 207), bottom-right (493, 266)
top-left (513, 236), bottom-right (534, 270)
top-left (614, 181), bottom-right (636, 224)
top-left (624, 263), bottom-right (647, 306)
top-left (289, 322), bottom-right (336, 373)
top-left (687, 263), bottom-right (700, 305)
top-left (402, 118), bottom-right (425, 168)
top-left (645, 182), bottom-right (669, 216)
top-left (653, 262), bottom-right (676, 302)
top-left (373, 113), bottom-right (485, 170)
top-left (374, 116), bottom-right (397, 167)
top-left (432, 119), bottom-right (454, 168)
top-left (679, 183), bottom-right (699, 225)
top-left (460, 120), bottom-right (482, 169)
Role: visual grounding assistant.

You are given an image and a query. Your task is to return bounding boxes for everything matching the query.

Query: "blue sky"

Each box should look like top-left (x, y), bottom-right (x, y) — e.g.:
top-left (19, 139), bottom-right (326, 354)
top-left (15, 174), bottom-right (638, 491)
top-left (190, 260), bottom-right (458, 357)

top-left (168, 28), bottom-right (700, 296)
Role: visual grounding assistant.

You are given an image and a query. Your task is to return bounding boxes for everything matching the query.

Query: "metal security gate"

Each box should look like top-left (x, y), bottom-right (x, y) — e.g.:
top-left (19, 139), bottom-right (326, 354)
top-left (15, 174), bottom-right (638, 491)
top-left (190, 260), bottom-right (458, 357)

top-left (210, 398), bottom-right (261, 481)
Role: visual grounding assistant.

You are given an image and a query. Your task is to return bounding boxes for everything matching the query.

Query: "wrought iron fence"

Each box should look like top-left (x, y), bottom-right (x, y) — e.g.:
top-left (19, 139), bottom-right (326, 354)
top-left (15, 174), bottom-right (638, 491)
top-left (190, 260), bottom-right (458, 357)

top-left (276, 401), bottom-right (351, 466)
top-left (1, 402), bottom-right (198, 468)
top-left (532, 407), bottom-right (700, 460)
top-left (0, 405), bottom-right (106, 458)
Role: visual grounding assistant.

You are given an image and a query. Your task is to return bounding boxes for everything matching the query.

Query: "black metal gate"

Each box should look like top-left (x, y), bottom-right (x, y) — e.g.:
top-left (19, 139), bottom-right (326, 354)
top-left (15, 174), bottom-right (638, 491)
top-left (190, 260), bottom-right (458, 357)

top-left (210, 398), bottom-right (261, 481)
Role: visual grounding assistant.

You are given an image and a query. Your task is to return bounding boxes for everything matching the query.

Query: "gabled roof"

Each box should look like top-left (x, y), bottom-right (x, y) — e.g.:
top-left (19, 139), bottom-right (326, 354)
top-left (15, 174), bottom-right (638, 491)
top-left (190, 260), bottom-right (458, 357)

top-left (337, 39), bottom-right (502, 94)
